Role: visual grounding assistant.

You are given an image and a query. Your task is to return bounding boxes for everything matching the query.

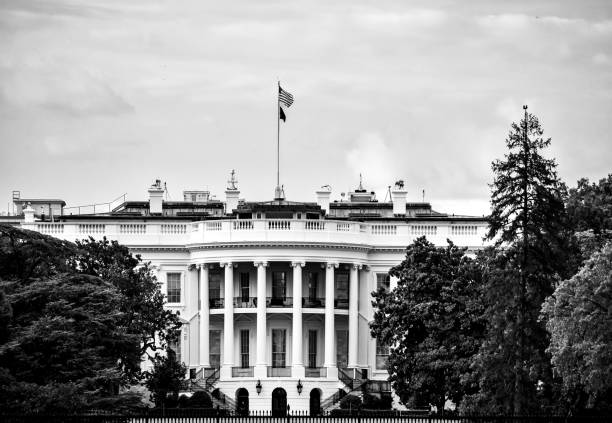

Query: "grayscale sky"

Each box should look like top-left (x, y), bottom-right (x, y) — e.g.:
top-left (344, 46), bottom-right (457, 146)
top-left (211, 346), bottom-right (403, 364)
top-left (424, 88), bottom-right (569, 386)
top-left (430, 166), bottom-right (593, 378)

top-left (1, 0), bottom-right (611, 216)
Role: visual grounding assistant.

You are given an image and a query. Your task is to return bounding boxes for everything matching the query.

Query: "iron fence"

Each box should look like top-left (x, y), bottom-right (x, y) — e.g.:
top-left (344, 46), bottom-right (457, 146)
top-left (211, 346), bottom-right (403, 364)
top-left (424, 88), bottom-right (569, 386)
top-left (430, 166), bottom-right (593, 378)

top-left (0, 412), bottom-right (609, 423)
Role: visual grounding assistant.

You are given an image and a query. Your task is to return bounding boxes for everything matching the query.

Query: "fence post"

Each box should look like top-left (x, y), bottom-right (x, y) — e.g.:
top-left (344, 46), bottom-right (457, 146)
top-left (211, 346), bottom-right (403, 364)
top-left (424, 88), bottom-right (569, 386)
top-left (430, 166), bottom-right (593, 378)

top-left (287, 404), bottom-right (291, 423)
top-left (216, 404), bottom-right (220, 423)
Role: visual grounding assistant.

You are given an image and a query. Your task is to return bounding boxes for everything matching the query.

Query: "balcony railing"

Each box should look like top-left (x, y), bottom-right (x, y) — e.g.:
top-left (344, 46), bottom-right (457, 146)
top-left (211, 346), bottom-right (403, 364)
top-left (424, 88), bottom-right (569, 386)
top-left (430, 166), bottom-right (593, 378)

top-left (334, 298), bottom-right (349, 309)
top-left (267, 366), bottom-right (291, 377)
top-left (209, 298), bottom-right (224, 309)
top-left (233, 297), bottom-right (257, 308)
top-left (267, 296), bottom-right (292, 307)
top-left (302, 297), bottom-right (325, 308)
top-left (231, 366), bottom-right (254, 377)
top-left (305, 367), bottom-right (327, 377)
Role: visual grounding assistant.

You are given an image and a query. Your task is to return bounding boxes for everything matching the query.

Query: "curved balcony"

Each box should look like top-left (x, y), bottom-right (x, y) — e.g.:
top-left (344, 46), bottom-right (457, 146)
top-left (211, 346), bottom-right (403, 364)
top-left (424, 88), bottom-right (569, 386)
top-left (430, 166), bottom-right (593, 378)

top-left (209, 298), bottom-right (224, 309)
top-left (302, 297), bottom-right (325, 308)
top-left (267, 296), bottom-right (292, 308)
top-left (233, 296), bottom-right (257, 308)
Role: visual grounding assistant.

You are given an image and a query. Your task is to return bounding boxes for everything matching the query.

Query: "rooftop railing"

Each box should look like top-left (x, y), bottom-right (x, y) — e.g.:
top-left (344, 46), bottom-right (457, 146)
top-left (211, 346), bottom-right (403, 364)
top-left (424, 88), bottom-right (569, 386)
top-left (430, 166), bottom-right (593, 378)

top-left (24, 218), bottom-right (489, 249)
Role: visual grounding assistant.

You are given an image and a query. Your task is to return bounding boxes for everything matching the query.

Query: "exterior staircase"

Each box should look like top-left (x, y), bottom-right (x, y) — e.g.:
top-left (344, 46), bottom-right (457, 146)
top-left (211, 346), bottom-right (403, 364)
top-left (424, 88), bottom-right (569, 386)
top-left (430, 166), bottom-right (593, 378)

top-left (187, 367), bottom-right (237, 412)
top-left (320, 368), bottom-right (368, 413)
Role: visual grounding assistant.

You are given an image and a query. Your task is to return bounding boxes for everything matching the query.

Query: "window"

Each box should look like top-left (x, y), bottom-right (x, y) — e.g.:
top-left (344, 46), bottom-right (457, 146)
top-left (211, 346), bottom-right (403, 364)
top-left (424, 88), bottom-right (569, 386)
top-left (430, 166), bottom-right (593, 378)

top-left (240, 330), bottom-right (250, 368)
top-left (169, 335), bottom-right (182, 364)
top-left (167, 273), bottom-right (181, 303)
top-left (209, 273), bottom-right (221, 307)
top-left (210, 330), bottom-right (221, 368)
top-left (272, 272), bottom-right (286, 300)
top-left (336, 330), bottom-right (348, 368)
top-left (308, 273), bottom-right (318, 300)
top-left (376, 273), bottom-right (390, 292)
top-left (376, 340), bottom-right (390, 370)
top-left (272, 329), bottom-right (286, 368)
top-left (308, 330), bottom-right (317, 368)
top-left (240, 273), bottom-right (250, 302)
top-left (336, 272), bottom-right (349, 308)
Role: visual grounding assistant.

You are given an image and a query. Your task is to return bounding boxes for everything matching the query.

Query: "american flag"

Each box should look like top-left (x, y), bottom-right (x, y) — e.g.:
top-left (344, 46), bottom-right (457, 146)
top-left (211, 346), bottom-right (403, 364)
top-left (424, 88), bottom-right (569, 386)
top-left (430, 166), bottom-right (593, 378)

top-left (279, 86), bottom-right (294, 108)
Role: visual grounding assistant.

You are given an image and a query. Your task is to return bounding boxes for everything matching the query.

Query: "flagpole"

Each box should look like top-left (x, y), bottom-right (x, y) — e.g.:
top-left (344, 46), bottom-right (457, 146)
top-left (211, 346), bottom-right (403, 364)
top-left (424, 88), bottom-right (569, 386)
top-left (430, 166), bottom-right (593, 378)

top-left (277, 80), bottom-right (280, 197)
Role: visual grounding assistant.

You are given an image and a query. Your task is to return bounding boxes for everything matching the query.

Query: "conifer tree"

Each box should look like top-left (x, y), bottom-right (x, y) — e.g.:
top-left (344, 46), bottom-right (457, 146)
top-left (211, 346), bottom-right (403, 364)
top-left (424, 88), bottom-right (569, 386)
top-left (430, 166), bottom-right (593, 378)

top-left (472, 106), bottom-right (576, 413)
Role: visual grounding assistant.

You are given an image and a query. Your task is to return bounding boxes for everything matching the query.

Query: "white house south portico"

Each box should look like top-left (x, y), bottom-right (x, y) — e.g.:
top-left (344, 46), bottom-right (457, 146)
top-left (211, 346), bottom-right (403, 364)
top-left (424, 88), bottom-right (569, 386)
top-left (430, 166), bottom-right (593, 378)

top-left (16, 176), bottom-right (490, 414)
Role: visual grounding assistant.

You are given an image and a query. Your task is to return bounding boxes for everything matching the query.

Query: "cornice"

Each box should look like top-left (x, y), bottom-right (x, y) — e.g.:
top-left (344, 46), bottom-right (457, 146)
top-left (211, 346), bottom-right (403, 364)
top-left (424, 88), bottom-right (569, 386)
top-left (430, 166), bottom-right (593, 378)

top-left (187, 241), bottom-right (372, 252)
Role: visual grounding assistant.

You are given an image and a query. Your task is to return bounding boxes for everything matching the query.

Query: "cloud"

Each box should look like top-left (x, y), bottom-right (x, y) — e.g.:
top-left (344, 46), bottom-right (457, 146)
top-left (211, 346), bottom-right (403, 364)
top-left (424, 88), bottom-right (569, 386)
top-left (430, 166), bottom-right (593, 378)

top-left (345, 132), bottom-right (398, 197)
top-left (0, 64), bottom-right (133, 117)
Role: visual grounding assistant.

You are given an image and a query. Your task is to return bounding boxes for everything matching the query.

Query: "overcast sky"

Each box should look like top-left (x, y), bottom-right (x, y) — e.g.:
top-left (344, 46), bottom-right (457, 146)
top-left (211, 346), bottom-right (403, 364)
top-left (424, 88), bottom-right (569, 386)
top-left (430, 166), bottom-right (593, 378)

top-left (1, 0), bottom-right (611, 216)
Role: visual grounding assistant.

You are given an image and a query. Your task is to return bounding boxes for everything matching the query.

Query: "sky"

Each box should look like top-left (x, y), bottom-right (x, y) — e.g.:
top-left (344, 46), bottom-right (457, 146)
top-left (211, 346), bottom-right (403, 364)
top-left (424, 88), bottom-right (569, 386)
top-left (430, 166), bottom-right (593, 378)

top-left (1, 0), bottom-right (611, 216)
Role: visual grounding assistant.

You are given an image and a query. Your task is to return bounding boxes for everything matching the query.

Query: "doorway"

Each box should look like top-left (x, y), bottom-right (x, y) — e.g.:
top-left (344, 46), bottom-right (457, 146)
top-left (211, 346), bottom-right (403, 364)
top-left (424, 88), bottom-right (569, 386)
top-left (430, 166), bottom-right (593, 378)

top-left (271, 387), bottom-right (287, 417)
top-left (236, 388), bottom-right (249, 416)
top-left (309, 388), bottom-right (321, 416)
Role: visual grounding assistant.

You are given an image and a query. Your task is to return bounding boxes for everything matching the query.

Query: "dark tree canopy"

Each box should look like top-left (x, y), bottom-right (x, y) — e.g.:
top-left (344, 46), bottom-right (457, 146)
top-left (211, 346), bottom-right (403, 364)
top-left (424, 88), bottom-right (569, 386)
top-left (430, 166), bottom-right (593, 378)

top-left (0, 225), bottom-right (178, 413)
top-left (144, 349), bottom-right (187, 408)
top-left (566, 175), bottom-right (612, 237)
top-left (370, 237), bottom-right (485, 413)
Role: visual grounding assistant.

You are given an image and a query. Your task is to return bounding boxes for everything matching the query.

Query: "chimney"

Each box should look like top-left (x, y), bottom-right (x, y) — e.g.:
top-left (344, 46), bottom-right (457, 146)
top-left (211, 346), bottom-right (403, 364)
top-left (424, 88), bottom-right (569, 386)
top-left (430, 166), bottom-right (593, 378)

top-left (316, 186), bottom-right (332, 215)
top-left (23, 203), bottom-right (35, 223)
top-left (391, 186), bottom-right (407, 216)
top-left (148, 179), bottom-right (164, 215)
top-left (225, 169), bottom-right (240, 214)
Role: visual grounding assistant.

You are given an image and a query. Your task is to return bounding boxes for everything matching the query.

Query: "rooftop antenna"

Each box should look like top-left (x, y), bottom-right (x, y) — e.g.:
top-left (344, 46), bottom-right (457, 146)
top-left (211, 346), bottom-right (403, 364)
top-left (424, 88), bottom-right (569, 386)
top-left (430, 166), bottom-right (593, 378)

top-left (385, 185), bottom-right (392, 202)
top-left (358, 173), bottom-right (364, 191)
top-left (422, 189), bottom-right (425, 203)
top-left (164, 182), bottom-right (171, 201)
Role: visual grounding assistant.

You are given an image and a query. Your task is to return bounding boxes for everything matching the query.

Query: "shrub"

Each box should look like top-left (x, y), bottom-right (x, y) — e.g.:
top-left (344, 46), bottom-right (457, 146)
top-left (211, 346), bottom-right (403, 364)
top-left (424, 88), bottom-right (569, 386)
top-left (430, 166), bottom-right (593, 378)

top-left (339, 394), bottom-right (361, 410)
top-left (188, 391), bottom-right (213, 408)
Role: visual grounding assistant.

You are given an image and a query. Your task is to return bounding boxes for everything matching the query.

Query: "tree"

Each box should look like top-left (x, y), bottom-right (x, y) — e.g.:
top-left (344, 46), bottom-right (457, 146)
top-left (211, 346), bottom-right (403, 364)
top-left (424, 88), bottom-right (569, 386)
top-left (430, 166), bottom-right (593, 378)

top-left (69, 237), bottom-right (182, 381)
top-left (370, 237), bottom-right (485, 413)
top-left (477, 107), bottom-right (577, 413)
top-left (567, 175), bottom-right (612, 238)
top-left (542, 243), bottom-right (612, 412)
top-left (144, 350), bottom-right (187, 408)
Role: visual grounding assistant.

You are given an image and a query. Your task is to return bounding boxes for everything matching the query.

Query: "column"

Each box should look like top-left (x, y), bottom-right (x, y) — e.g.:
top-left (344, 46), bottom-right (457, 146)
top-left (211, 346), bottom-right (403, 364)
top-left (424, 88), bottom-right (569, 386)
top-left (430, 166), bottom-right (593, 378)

top-left (221, 262), bottom-right (234, 378)
top-left (254, 261), bottom-right (268, 378)
top-left (292, 261), bottom-right (305, 378)
top-left (199, 264), bottom-right (210, 367)
top-left (324, 262), bottom-right (338, 376)
top-left (348, 264), bottom-right (360, 369)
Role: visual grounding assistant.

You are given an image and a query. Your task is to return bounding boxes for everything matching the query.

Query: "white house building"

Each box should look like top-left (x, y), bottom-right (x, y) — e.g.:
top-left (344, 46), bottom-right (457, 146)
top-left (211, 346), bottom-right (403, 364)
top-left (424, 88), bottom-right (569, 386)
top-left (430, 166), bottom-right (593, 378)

top-left (14, 175), bottom-right (490, 415)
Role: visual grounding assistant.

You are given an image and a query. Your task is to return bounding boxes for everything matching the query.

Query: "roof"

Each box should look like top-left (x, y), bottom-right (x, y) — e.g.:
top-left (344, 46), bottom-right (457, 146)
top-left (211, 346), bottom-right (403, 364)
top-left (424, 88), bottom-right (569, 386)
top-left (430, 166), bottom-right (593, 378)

top-left (14, 199), bottom-right (66, 206)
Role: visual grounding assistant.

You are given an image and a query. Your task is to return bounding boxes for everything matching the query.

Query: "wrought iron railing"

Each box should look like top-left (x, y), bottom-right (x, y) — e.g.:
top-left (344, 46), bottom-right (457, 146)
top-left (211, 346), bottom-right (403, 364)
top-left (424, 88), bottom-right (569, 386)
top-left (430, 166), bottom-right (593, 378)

top-left (209, 298), bottom-right (224, 309)
top-left (267, 296), bottom-right (293, 307)
top-left (233, 297), bottom-right (257, 308)
top-left (302, 297), bottom-right (325, 308)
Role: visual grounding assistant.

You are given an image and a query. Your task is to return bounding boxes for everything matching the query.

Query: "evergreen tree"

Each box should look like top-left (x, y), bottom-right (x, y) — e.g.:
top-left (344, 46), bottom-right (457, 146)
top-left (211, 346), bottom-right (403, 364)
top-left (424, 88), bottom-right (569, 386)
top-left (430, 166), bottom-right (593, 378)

top-left (370, 237), bottom-right (485, 412)
top-left (473, 106), bottom-right (577, 413)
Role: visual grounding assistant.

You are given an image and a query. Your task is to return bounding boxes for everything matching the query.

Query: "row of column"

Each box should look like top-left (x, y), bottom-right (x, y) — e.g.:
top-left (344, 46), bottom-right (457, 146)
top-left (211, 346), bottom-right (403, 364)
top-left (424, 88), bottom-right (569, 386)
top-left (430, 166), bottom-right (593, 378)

top-left (197, 261), bottom-right (361, 376)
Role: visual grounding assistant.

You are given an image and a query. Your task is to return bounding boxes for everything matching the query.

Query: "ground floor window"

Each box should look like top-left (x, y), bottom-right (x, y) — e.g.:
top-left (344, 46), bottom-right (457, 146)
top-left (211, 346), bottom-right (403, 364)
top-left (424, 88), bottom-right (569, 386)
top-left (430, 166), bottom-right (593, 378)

top-left (272, 329), bottom-right (286, 367)
top-left (168, 334), bottom-right (182, 364)
top-left (376, 340), bottom-right (390, 370)
top-left (210, 330), bottom-right (221, 368)
top-left (336, 330), bottom-right (348, 368)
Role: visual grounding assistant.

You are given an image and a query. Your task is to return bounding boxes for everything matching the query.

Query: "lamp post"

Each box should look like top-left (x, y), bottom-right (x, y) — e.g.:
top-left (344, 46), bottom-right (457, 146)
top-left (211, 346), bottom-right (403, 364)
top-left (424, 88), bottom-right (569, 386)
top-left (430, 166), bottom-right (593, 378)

top-left (256, 379), bottom-right (262, 395)
top-left (297, 379), bottom-right (303, 395)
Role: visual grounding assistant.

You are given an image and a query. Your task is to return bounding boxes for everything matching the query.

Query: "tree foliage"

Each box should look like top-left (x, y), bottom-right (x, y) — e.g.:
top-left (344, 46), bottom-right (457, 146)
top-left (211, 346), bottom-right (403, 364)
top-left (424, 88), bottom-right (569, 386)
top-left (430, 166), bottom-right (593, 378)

top-left (473, 109), bottom-right (577, 414)
top-left (370, 237), bottom-right (485, 412)
top-left (144, 350), bottom-right (187, 408)
top-left (542, 243), bottom-right (612, 412)
top-left (69, 237), bottom-right (182, 379)
top-left (0, 224), bottom-right (177, 413)
top-left (567, 175), bottom-right (612, 237)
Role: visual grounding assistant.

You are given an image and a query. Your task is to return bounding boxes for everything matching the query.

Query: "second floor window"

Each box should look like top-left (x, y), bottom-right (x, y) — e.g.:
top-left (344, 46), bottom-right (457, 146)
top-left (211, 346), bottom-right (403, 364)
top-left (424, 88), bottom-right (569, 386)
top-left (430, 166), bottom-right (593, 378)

top-left (376, 273), bottom-right (390, 292)
top-left (167, 273), bottom-right (181, 303)
top-left (336, 272), bottom-right (349, 308)
top-left (272, 272), bottom-right (286, 299)
top-left (240, 330), bottom-right (250, 368)
top-left (240, 273), bottom-right (249, 302)
top-left (308, 272), bottom-right (318, 300)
